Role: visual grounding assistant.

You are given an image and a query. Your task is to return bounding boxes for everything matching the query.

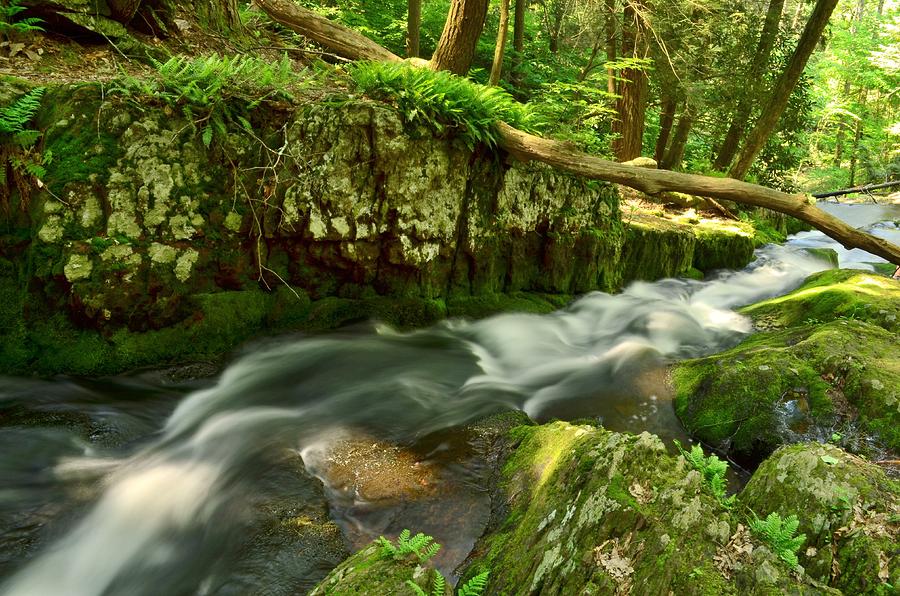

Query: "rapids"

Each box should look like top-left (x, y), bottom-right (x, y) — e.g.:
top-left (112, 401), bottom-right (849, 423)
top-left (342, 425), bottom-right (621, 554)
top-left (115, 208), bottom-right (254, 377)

top-left (1, 201), bottom-right (897, 595)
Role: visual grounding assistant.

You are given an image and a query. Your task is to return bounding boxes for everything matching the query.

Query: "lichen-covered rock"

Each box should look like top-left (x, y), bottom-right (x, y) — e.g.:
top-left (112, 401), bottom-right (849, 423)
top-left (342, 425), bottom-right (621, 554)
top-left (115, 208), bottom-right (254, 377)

top-left (674, 272), bottom-right (900, 460)
top-left (308, 542), bottom-right (448, 596)
top-left (0, 83), bottom-right (757, 376)
top-left (460, 422), bottom-right (828, 595)
top-left (740, 443), bottom-right (899, 595)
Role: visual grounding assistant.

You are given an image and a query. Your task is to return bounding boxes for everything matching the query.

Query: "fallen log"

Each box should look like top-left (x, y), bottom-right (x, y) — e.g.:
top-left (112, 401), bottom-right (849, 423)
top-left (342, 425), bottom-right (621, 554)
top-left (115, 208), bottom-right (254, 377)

top-left (252, 0), bottom-right (900, 266)
top-left (812, 180), bottom-right (900, 199)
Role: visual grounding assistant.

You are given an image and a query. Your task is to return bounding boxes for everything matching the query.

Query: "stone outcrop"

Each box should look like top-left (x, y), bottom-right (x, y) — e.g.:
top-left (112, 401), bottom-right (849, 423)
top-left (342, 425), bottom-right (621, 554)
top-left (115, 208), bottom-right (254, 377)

top-left (1, 83), bottom-right (756, 375)
top-left (674, 271), bottom-right (900, 460)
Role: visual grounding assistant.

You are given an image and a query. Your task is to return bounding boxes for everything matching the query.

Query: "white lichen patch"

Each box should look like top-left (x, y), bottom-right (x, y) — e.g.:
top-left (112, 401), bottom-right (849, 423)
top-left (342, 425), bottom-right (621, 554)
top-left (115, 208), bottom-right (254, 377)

top-left (174, 249), bottom-right (199, 282)
top-left (64, 253), bottom-right (93, 281)
top-left (530, 544), bottom-right (562, 592)
top-left (149, 242), bottom-right (177, 264)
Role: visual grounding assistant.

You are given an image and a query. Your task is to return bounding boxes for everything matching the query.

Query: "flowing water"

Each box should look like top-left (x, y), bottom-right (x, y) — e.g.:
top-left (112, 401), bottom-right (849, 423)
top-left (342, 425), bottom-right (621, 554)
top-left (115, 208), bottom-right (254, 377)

top-left (1, 202), bottom-right (898, 595)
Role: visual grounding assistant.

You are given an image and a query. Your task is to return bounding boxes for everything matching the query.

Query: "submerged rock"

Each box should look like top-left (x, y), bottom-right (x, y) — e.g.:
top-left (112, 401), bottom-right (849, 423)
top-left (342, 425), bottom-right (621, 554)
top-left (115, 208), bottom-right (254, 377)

top-left (311, 422), bottom-right (870, 594)
top-left (674, 271), bottom-right (900, 460)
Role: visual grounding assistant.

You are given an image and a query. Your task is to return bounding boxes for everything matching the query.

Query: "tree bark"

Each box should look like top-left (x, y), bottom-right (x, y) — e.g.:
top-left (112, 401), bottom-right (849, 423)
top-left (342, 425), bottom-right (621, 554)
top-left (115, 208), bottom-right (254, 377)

top-left (254, 0), bottom-right (402, 63)
top-left (194, 0), bottom-right (242, 33)
top-left (497, 122), bottom-right (900, 264)
top-left (612, 0), bottom-right (649, 162)
top-left (653, 94), bottom-right (676, 163)
top-left (660, 105), bottom-right (693, 170)
top-left (729, 0), bottom-right (839, 180)
top-left (407, 0), bottom-right (421, 57)
top-left (489, 0), bottom-right (511, 85)
top-left (107, 0), bottom-right (142, 23)
top-left (712, 0), bottom-right (785, 171)
top-left (605, 0), bottom-right (617, 97)
top-left (431, 0), bottom-right (490, 75)
top-left (251, 0), bottom-right (900, 265)
top-left (514, 0), bottom-right (526, 53)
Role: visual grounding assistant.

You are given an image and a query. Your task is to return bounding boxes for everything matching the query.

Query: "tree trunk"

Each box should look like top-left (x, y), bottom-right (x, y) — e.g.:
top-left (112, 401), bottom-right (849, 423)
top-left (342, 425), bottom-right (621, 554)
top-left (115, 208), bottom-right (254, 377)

top-left (251, 0), bottom-right (900, 266)
top-left (612, 0), bottom-right (648, 161)
top-left (431, 0), bottom-right (490, 75)
top-left (653, 94), bottom-right (676, 163)
top-left (194, 0), bottom-right (242, 33)
top-left (605, 0), bottom-right (617, 97)
top-left (514, 0), bottom-right (526, 53)
top-left (497, 122), bottom-right (900, 264)
top-left (577, 35), bottom-right (603, 82)
top-left (489, 0), bottom-right (511, 85)
top-left (712, 0), bottom-right (785, 171)
top-left (729, 0), bottom-right (839, 180)
top-left (254, 0), bottom-right (402, 63)
top-left (660, 106), bottom-right (693, 170)
top-left (407, 0), bottom-right (421, 57)
top-left (848, 91), bottom-right (867, 186)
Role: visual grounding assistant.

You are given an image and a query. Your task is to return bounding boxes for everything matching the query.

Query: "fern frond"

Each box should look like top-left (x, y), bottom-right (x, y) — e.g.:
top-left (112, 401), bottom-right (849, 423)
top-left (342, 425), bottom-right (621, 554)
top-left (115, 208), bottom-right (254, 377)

top-left (457, 571), bottom-right (489, 596)
top-left (406, 580), bottom-right (428, 596)
top-left (431, 571), bottom-right (446, 596)
top-left (0, 88), bottom-right (44, 135)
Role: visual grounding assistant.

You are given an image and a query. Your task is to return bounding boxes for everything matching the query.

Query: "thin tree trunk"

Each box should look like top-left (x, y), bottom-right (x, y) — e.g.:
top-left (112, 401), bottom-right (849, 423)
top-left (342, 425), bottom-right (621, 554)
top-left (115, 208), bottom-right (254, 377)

top-left (407, 0), bottom-right (421, 57)
top-left (660, 105), bottom-right (693, 170)
top-left (251, 0), bottom-right (900, 266)
top-left (431, 0), bottom-right (490, 74)
top-left (577, 35), bottom-right (603, 82)
top-left (512, 0), bottom-right (526, 76)
top-left (605, 0), bottom-right (617, 97)
top-left (712, 0), bottom-right (785, 171)
top-left (848, 91), bottom-right (867, 186)
top-left (195, 0), bottom-right (242, 33)
top-left (612, 0), bottom-right (649, 161)
top-left (489, 0), bottom-right (511, 85)
top-left (729, 0), bottom-right (839, 180)
top-left (654, 94), bottom-right (676, 163)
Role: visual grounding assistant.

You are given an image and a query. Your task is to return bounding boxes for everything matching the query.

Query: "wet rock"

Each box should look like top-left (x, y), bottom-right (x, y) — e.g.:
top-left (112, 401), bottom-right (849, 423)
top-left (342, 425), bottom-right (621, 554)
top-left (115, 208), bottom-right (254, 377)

top-left (673, 272), bottom-right (900, 460)
top-left (740, 443), bottom-right (899, 594)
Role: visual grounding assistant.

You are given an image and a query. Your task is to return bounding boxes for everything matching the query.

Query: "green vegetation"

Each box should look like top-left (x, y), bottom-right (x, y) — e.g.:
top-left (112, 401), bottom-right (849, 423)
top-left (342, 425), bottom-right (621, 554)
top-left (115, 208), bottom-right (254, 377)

top-left (748, 512), bottom-right (807, 569)
top-left (348, 61), bottom-right (542, 149)
top-left (673, 440), bottom-right (736, 508)
top-left (0, 86), bottom-right (47, 204)
top-left (378, 529), bottom-right (441, 562)
top-left (111, 55), bottom-right (300, 148)
top-left (0, 0), bottom-right (44, 40)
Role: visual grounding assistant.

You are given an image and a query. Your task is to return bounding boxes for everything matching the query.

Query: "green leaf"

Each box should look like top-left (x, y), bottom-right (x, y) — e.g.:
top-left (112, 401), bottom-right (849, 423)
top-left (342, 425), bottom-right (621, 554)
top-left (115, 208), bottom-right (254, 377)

top-left (820, 455), bottom-right (840, 465)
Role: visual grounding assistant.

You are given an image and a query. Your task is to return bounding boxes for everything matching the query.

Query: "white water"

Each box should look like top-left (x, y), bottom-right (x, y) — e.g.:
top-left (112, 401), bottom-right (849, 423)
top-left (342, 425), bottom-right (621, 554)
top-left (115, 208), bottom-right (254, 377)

top-left (4, 204), bottom-right (897, 595)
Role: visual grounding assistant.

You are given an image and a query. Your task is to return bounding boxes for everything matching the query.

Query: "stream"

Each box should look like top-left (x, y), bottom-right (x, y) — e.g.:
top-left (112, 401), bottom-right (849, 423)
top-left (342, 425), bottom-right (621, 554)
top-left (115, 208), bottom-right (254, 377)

top-left (1, 202), bottom-right (898, 595)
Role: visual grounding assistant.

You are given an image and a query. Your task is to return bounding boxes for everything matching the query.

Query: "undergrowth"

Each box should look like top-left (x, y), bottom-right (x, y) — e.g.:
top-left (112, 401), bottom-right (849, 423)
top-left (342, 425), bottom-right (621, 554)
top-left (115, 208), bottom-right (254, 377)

top-left (0, 86), bottom-right (49, 208)
top-left (381, 529), bottom-right (489, 595)
top-left (0, 0), bottom-right (44, 40)
top-left (674, 440), bottom-right (736, 508)
top-left (110, 54), bottom-right (301, 148)
top-left (348, 61), bottom-right (543, 149)
top-left (748, 512), bottom-right (807, 569)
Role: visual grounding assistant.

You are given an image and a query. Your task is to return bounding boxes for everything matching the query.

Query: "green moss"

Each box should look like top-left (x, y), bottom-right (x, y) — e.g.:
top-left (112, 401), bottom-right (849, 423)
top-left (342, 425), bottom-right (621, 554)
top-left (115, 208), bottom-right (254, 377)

top-left (740, 443), bottom-right (899, 593)
top-left (741, 270), bottom-right (900, 333)
top-left (446, 292), bottom-right (570, 319)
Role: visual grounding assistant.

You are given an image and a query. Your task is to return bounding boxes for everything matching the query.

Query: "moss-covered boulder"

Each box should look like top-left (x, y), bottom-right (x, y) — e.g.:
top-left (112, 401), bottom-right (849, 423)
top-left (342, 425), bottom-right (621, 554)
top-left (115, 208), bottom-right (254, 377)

top-left (308, 542), bottom-right (449, 595)
top-left (674, 272), bottom-right (900, 461)
top-left (740, 443), bottom-right (899, 595)
top-left (458, 422), bottom-right (829, 595)
top-left (741, 270), bottom-right (900, 333)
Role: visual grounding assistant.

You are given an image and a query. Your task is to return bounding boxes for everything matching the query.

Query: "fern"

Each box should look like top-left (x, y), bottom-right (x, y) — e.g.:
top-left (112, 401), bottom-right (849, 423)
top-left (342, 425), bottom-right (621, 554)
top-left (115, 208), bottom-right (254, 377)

top-left (378, 529), bottom-right (441, 562)
top-left (674, 440), bottom-right (736, 508)
top-left (749, 512), bottom-right (806, 569)
top-left (110, 55), bottom-right (300, 149)
top-left (405, 570), bottom-right (447, 596)
top-left (457, 571), bottom-right (489, 596)
top-left (348, 61), bottom-right (543, 150)
top-left (0, 87), bottom-right (44, 134)
top-left (0, 0), bottom-right (44, 38)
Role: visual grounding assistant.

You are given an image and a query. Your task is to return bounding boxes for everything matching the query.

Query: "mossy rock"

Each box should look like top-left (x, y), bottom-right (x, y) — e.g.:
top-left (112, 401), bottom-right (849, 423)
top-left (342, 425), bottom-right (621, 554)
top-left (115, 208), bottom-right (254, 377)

top-left (460, 422), bottom-right (827, 594)
top-left (308, 543), bottom-right (448, 596)
top-left (740, 270), bottom-right (900, 333)
top-left (673, 319), bottom-right (900, 460)
top-left (740, 443), bottom-right (899, 594)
